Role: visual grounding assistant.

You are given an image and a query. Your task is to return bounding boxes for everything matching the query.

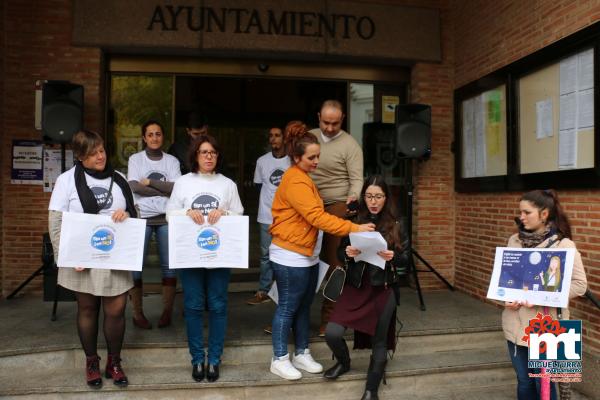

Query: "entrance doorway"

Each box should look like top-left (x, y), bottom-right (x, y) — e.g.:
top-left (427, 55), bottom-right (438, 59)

top-left (107, 58), bottom-right (409, 284)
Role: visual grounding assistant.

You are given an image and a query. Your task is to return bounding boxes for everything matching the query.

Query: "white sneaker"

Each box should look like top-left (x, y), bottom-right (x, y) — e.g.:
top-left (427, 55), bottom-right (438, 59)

top-left (270, 354), bottom-right (302, 380)
top-left (292, 349), bottom-right (323, 373)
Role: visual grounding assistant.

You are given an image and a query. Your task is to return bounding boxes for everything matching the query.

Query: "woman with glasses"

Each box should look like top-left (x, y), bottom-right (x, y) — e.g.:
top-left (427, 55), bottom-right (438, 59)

top-left (323, 175), bottom-right (406, 400)
top-left (166, 134), bottom-right (243, 383)
top-left (127, 120), bottom-right (181, 329)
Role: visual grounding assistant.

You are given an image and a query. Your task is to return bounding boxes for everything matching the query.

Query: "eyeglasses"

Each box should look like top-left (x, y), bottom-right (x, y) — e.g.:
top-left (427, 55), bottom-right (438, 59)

top-left (197, 150), bottom-right (218, 157)
top-left (364, 194), bottom-right (385, 201)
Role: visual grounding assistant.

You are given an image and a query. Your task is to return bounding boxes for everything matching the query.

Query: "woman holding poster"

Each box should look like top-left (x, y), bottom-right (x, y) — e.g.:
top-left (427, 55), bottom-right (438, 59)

top-left (166, 134), bottom-right (243, 383)
top-left (323, 175), bottom-right (406, 400)
top-left (268, 121), bottom-right (374, 381)
top-left (127, 120), bottom-right (181, 329)
top-left (503, 189), bottom-right (587, 400)
top-left (48, 130), bottom-right (137, 388)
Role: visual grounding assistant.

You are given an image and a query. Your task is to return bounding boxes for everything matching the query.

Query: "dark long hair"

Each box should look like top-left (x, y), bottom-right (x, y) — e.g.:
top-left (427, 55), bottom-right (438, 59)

top-left (521, 189), bottom-right (572, 239)
top-left (356, 175), bottom-right (401, 248)
top-left (188, 134), bottom-right (223, 173)
top-left (283, 120), bottom-right (319, 164)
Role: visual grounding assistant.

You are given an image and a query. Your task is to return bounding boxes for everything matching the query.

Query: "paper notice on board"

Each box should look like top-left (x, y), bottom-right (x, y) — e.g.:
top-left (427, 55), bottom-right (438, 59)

top-left (559, 93), bottom-right (576, 131)
top-left (535, 99), bottom-right (553, 139)
top-left (577, 48), bottom-right (594, 91)
top-left (578, 88), bottom-right (594, 129)
top-left (558, 129), bottom-right (577, 168)
top-left (474, 95), bottom-right (486, 177)
top-left (559, 55), bottom-right (577, 95)
top-left (382, 96), bottom-right (399, 123)
top-left (462, 98), bottom-right (476, 178)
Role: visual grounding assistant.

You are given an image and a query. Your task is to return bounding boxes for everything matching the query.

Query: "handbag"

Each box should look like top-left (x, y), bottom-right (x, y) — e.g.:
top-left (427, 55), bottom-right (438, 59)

top-left (323, 266), bottom-right (346, 302)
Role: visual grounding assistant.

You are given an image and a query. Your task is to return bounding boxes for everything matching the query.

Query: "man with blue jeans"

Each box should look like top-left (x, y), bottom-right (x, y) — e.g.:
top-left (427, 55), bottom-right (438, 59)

top-left (246, 127), bottom-right (290, 306)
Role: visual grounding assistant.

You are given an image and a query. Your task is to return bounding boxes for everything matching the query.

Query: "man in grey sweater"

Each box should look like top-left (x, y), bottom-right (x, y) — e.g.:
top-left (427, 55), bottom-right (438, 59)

top-left (309, 99), bottom-right (364, 336)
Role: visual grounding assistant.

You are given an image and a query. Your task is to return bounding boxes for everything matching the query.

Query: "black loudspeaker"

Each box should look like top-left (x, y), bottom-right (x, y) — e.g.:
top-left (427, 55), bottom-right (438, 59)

top-left (42, 81), bottom-right (84, 143)
top-left (363, 122), bottom-right (398, 175)
top-left (395, 103), bottom-right (431, 159)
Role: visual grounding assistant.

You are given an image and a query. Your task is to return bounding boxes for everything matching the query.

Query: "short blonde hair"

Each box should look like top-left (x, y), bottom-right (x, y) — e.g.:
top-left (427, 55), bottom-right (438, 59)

top-left (72, 130), bottom-right (104, 160)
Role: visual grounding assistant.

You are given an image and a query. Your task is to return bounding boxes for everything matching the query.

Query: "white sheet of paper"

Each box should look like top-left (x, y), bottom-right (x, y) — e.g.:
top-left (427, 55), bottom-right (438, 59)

top-left (486, 247), bottom-right (575, 308)
top-left (57, 212), bottom-right (146, 271)
top-left (535, 98), bottom-right (553, 139)
top-left (559, 55), bottom-right (577, 95)
top-left (268, 261), bottom-right (329, 304)
top-left (558, 129), bottom-right (577, 168)
top-left (349, 231), bottom-right (387, 269)
top-left (559, 92), bottom-right (576, 131)
top-left (168, 215), bottom-right (248, 269)
top-left (577, 88), bottom-right (594, 129)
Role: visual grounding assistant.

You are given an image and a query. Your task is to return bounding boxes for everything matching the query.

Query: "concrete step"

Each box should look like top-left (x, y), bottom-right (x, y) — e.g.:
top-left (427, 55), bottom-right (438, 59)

top-left (0, 330), bottom-right (505, 371)
top-left (0, 346), bottom-right (514, 398)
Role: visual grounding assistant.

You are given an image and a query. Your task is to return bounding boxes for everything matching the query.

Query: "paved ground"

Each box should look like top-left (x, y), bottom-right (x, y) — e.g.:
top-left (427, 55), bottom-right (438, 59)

top-left (0, 288), bottom-right (502, 354)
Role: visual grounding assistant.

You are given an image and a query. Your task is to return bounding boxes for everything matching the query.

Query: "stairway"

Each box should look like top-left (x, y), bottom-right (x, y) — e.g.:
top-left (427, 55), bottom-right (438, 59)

top-left (3, 291), bottom-right (591, 399)
top-left (0, 329), bottom-right (514, 399)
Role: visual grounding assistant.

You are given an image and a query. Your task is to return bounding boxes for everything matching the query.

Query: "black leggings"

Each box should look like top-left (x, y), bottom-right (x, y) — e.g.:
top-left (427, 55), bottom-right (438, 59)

top-left (76, 292), bottom-right (128, 357)
top-left (325, 292), bottom-right (397, 362)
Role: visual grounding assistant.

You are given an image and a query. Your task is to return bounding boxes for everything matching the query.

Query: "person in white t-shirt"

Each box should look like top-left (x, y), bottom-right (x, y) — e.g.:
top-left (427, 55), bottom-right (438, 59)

top-left (166, 134), bottom-right (243, 384)
top-left (246, 126), bottom-right (290, 306)
top-left (48, 130), bottom-right (137, 388)
top-left (127, 120), bottom-right (181, 329)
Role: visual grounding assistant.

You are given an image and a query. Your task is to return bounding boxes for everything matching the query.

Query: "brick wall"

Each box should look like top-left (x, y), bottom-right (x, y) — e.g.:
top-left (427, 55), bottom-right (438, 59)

top-left (410, 1), bottom-right (456, 290)
top-left (0, 0), bottom-right (4, 294)
top-left (1, 0), bottom-right (101, 297)
top-left (453, 0), bottom-right (600, 355)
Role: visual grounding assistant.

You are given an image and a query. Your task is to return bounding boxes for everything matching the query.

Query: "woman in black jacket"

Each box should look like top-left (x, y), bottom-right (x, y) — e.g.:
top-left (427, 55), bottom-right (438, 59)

top-left (323, 175), bottom-right (406, 400)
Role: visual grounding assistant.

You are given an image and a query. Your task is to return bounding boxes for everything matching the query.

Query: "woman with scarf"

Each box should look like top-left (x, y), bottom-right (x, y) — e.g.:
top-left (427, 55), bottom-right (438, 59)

top-left (127, 120), bottom-right (181, 329)
top-left (323, 175), bottom-right (405, 400)
top-left (48, 130), bottom-right (137, 388)
top-left (503, 189), bottom-right (587, 400)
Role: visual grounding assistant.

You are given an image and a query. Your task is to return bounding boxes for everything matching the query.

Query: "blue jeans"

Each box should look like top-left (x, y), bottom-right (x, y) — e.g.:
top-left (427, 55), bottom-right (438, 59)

top-left (507, 341), bottom-right (557, 400)
top-left (132, 224), bottom-right (175, 280)
top-left (180, 268), bottom-right (231, 366)
top-left (271, 262), bottom-right (319, 358)
top-left (258, 223), bottom-right (273, 293)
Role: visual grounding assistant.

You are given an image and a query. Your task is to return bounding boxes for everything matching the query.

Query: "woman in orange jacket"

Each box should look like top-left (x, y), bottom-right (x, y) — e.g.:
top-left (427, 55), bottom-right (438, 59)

top-left (268, 121), bottom-right (374, 381)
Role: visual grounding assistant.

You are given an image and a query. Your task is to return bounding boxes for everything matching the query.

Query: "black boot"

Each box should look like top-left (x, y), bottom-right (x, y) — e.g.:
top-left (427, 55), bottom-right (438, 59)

top-left (324, 338), bottom-right (351, 379)
top-left (361, 356), bottom-right (386, 400)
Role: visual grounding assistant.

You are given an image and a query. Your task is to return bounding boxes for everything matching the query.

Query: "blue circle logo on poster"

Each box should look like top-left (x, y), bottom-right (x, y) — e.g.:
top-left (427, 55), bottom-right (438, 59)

top-left (197, 228), bottom-right (220, 251)
top-left (497, 288), bottom-right (505, 297)
top-left (91, 228), bottom-right (115, 252)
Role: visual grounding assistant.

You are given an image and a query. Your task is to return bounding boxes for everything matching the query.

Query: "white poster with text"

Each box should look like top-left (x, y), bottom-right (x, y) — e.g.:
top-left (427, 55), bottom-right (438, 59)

top-left (168, 215), bottom-right (249, 269)
top-left (57, 212), bottom-right (146, 271)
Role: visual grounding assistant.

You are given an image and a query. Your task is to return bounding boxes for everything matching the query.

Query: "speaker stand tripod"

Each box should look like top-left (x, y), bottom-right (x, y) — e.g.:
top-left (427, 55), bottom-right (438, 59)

top-left (402, 158), bottom-right (454, 311)
top-left (7, 143), bottom-right (67, 321)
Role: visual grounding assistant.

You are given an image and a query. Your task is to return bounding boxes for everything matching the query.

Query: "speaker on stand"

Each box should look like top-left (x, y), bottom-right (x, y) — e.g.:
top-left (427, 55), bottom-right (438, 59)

top-left (395, 104), bottom-right (453, 311)
top-left (8, 81), bottom-right (83, 320)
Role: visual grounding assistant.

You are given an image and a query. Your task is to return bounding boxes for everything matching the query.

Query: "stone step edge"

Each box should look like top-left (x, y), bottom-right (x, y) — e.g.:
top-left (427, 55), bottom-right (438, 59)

top-left (0, 326), bottom-right (503, 358)
top-left (0, 360), bottom-right (514, 396)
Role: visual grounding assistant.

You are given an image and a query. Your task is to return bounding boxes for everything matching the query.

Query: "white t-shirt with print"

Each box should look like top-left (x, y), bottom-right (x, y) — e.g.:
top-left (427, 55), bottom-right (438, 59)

top-left (166, 172), bottom-right (244, 218)
top-left (127, 151), bottom-right (181, 218)
top-left (48, 167), bottom-right (128, 215)
top-left (254, 152), bottom-right (290, 224)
